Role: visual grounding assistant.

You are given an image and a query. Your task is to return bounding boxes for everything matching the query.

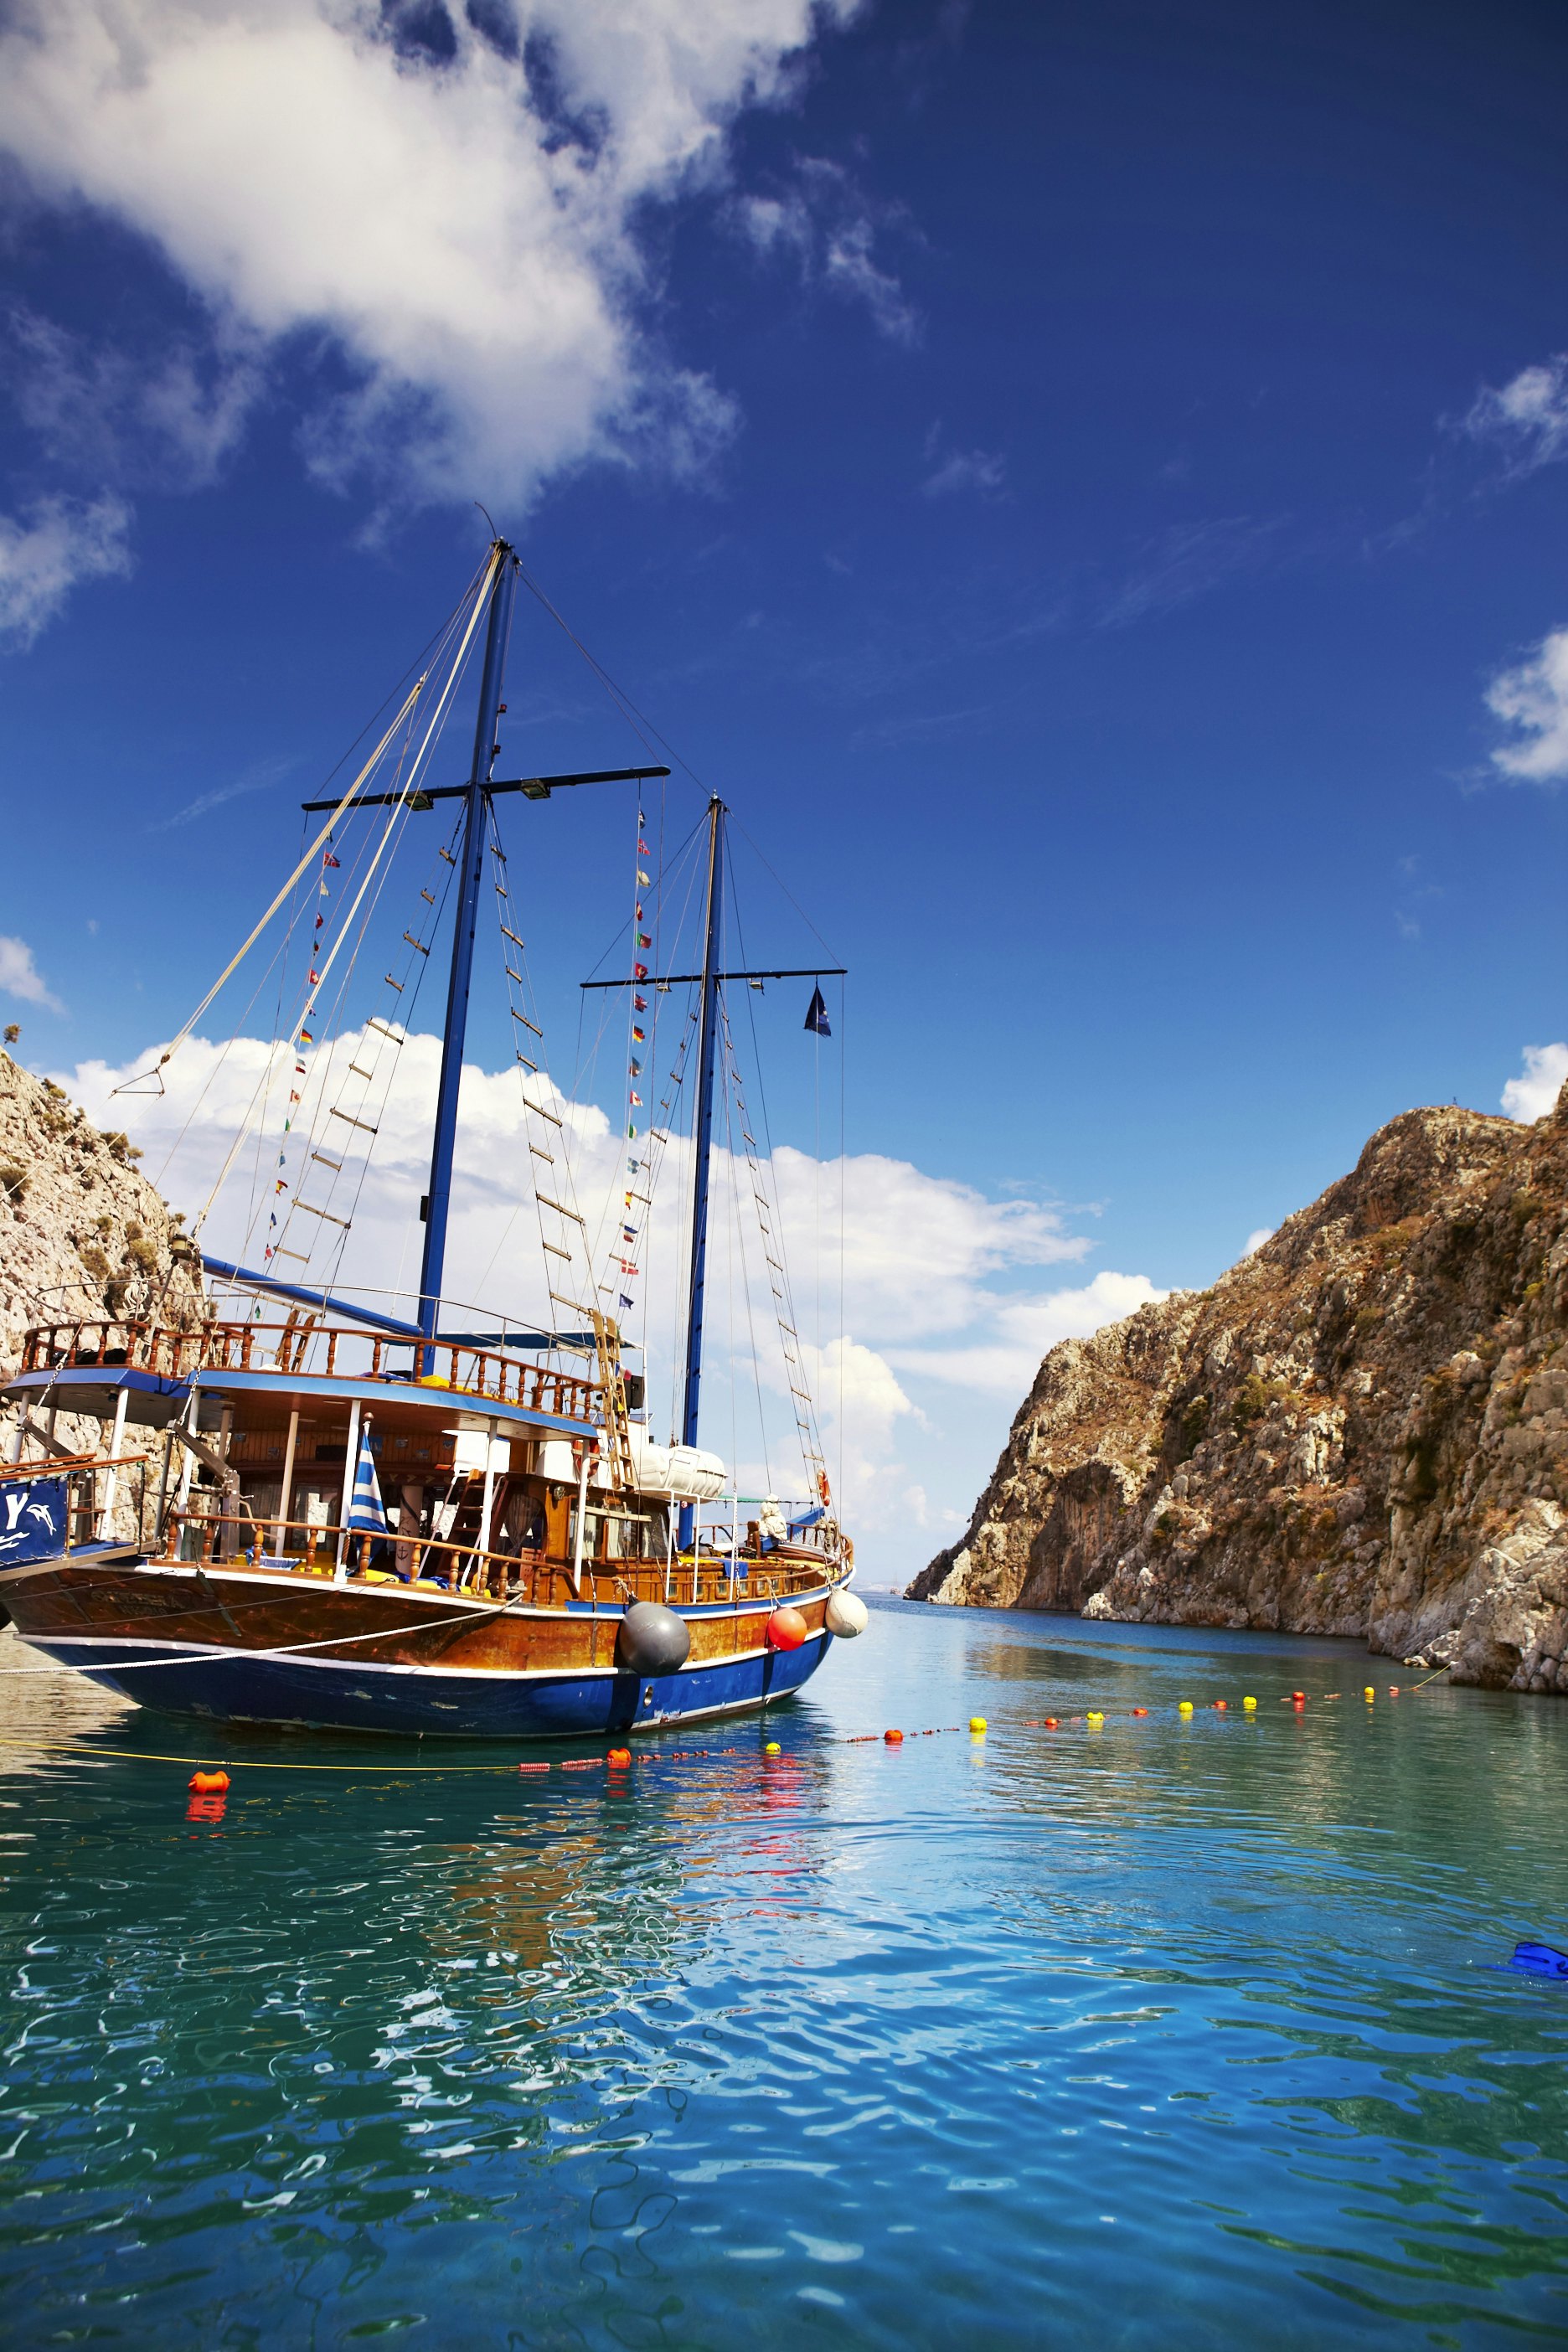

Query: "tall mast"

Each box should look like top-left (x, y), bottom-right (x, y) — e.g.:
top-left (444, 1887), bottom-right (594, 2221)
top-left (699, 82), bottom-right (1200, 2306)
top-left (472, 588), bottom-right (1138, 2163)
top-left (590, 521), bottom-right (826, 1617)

top-left (417, 542), bottom-right (516, 1341)
top-left (678, 796), bottom-right (725, 1541)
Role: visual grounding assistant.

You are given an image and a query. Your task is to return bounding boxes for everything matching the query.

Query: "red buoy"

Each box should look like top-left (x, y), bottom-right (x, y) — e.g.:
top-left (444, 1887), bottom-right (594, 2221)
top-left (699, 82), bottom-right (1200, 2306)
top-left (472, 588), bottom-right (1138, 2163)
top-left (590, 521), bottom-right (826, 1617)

top-left (607, 1746), bottom-right (632, 1767)
top-left (1215, 1700), bottom-right (1228, 1711)
top-left (884, 1728), bottom-right (904, 1744)
top-left (1044, 1717), bottom-right (1060, 1729)
top-left (766, 1606), bottom-right (808, 1652)
top-left (1132, 1707), bottom-right (1149, 1717)
top-left (188, 1770), bottom-right (230, 1794)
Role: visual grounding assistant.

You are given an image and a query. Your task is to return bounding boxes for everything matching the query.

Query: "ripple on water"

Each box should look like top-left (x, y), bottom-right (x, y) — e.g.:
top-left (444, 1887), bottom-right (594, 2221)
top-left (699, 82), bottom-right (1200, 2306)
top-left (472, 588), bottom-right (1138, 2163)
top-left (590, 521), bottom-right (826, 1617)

top-left (2, 1607), bottom-right (1567, 2348)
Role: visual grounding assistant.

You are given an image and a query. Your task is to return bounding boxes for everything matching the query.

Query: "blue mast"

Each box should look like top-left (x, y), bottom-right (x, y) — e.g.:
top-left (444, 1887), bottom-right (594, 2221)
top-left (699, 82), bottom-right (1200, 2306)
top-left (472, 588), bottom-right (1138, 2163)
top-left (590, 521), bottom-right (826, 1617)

top-left (418, 542), bottom-right (517, 1344)
top-left (678, 796), bottom-right (725, 1547)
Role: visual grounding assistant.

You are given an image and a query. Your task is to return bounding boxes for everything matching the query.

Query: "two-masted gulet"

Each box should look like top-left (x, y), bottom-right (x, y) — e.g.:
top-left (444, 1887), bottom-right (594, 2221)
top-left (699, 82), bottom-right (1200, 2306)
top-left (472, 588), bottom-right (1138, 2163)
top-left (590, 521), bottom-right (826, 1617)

top-left (0, 540), bottom-right (866, 1736)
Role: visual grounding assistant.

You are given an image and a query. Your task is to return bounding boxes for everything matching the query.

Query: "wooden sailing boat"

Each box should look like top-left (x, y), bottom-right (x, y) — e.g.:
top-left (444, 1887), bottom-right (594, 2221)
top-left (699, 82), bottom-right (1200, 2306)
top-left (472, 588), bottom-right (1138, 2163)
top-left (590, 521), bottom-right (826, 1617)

top-left (0, 540), bottom-right (865, 1737)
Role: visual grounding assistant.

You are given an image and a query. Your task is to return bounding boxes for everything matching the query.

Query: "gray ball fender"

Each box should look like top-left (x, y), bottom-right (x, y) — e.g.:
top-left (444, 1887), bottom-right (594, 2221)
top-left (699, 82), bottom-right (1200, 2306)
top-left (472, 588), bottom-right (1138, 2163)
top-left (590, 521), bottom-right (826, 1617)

top-left (616, 1601), bottom-right (693, 1676)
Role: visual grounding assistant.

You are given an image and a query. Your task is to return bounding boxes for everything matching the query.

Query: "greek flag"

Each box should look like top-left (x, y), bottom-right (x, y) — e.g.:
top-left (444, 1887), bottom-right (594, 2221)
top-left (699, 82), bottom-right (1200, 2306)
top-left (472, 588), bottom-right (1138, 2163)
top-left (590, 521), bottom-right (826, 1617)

top-left (347, 1426), bottom-right (388, 1534)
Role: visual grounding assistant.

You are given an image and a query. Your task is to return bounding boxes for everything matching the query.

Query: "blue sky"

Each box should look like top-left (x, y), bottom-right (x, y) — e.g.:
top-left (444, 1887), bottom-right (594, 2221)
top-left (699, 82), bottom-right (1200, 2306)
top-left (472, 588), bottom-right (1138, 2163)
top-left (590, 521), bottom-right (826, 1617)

top-left (3, 0), bottom-right (1568, 1576)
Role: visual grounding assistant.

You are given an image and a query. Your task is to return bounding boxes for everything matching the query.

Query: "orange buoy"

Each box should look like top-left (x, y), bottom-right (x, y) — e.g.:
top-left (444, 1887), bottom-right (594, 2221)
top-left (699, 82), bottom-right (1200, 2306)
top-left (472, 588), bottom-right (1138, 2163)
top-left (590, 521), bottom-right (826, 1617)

top-left (188, 1770), bottom-right (230, 1794)
top-left (884, 1728), bottom-right (905, 1744)
top-left (1214, 1700), bottom-right (1228, 1711)
top-left (1291, 1690), bottom-right (1306, 1705)
top-left (1132, 1707), bottom-right (1149, 1717)
top-left (766, 1606), bottom-right (808, 1652)
top-left (607, 1746), bottom-right (632, 1767)
top-left (1044, 1717), bottom-right (1060, 1729)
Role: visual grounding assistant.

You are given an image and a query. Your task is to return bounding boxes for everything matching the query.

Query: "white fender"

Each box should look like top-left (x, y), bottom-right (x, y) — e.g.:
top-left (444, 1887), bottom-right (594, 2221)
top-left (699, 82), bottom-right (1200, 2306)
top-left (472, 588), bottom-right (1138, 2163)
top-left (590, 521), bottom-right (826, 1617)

top-left (825, 1588), bottom-right (868, 1638)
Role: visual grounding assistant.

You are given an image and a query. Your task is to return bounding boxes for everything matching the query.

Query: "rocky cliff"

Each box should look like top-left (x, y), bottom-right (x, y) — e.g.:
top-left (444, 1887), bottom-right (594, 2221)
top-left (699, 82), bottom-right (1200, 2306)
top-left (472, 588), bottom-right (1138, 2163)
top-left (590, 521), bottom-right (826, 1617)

top-left (908, 1090), bottom-right (1568, 1693)
top-left (1, 1051), bottom-right (204, 1457)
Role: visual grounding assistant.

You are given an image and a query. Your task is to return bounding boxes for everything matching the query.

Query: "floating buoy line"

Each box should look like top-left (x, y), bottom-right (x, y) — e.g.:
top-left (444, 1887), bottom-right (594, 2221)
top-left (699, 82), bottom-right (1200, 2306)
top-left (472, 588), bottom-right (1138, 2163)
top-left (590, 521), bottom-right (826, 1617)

top-left (0, 1669), bottom-right (1454, 1789)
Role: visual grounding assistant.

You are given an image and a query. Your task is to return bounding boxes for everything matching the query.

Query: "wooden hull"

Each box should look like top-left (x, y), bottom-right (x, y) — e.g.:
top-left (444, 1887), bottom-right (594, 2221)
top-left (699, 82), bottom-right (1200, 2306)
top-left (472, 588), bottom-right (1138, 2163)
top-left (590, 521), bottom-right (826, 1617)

top-left (0, 1549), bottom-right (838, 1738)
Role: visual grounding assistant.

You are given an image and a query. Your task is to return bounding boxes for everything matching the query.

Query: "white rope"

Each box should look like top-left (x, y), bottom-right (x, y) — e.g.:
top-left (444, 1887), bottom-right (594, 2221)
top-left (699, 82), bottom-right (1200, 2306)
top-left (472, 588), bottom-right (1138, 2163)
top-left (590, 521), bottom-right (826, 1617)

top-left (190, 549), bottom-right (503, 1239)
top-left (112, 677), bottom-right (431, 1097)
top-left (0, 1594), bottom-right (530, 1674)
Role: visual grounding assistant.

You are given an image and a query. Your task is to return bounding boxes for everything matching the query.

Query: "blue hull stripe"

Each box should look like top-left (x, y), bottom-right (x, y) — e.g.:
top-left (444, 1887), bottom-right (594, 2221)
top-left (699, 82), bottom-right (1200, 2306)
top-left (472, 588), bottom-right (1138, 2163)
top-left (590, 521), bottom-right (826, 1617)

top-left (20, 1631), bottom-right (833, 1738)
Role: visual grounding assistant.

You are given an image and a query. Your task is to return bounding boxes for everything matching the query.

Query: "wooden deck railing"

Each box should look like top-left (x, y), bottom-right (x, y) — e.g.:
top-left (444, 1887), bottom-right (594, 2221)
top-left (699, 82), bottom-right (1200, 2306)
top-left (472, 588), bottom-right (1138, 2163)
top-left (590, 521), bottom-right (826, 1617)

top-left (19, 1318), bottom-right (599, 1423)
top-left (158, 1507), bottom-right (834, 1610)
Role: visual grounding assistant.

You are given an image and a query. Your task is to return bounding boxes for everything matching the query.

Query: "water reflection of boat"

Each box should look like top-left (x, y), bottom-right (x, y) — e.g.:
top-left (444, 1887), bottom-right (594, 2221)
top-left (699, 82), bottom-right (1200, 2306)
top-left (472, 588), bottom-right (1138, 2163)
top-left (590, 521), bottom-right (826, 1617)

top-left (1, 540), bottom-right (867, 1736)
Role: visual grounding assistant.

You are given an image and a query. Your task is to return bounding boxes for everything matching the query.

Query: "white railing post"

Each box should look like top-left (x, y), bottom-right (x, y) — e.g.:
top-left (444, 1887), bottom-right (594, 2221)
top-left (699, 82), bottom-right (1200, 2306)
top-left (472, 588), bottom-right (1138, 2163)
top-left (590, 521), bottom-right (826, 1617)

top-left (570, 1447), bottom-right (589, 1596)
top-left (273, 1409), bottom-right (299, 1555)
top-left (95, 1384), bottom-right (131, 1539)
top-left (334, 1396), bottom-right (361, 1581)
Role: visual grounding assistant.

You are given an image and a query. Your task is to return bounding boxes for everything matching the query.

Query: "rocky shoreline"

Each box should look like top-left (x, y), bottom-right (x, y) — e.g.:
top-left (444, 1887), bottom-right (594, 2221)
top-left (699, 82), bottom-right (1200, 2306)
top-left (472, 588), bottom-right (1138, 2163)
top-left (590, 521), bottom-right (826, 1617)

top-left (1, 1052), bottom-right (204, 1462)
top-left (908, 1089), bottom-right (1568, 1694)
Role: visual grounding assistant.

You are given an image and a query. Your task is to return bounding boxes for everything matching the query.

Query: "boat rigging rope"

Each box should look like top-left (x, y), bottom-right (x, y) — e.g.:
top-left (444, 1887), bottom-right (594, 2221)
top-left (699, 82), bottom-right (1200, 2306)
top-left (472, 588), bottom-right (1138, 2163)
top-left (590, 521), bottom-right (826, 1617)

top-left (193, 557), bottom-right (496, 1246)
top-left (116, 545), bottom-right (500, 1106)
top-left (111, 677), bottom-right (431, 1101)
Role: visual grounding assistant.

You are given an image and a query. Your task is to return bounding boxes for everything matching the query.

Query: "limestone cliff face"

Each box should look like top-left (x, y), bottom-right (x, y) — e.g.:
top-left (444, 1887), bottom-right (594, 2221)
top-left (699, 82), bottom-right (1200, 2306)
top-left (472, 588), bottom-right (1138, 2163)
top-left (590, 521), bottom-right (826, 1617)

top-left (908, 1090), bottom-right (1568, 1694)
top-left (0, 1053), bottom-right (204, 1457)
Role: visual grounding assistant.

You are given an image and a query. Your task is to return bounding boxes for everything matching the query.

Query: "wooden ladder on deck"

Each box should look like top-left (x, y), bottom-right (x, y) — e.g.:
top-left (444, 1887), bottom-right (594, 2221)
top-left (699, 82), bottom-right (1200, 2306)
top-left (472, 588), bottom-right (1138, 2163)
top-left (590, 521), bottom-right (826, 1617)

top-left (591, 1310), bottom-right (637, 1493)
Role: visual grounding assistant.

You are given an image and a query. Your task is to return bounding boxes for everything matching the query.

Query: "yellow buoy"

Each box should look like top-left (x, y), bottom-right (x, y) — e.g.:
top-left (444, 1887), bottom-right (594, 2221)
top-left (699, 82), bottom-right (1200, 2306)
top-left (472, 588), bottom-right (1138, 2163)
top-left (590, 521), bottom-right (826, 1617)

top-left (764, 1741), bottom-right (781, 1756)
top-left (1364, 1685), bottom-right (1375, 1701)
top-left (1243, 1696), bottom-right (1257, 1711)
top-left (1179, 1700), bottom-right (1194, 1715)
top-left (1086, 1710), bottom-right (1104, 1725)
top-left (969, 1715), bottom-right (988, 1734)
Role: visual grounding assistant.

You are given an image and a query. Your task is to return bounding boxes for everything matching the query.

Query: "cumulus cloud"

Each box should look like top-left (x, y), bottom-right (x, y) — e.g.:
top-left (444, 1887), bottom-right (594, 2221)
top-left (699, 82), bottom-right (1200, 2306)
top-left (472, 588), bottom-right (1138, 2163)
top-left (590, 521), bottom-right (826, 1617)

top-left (0, 936), bottom-right (64, 1014)
top-left (55, 1026), bottom-right (1160, 1558)
top-left (1485, 627), bottom-right (1568, 785)
top-left (887, 1269), bottom-right (1168, 1398)
top-left (0, 493), bottom-right (132, 645)
top-left (1465, 354), bottom-right (1568, 477)
top-left (1502, 1042), bottom-right (1568, 1123)
top-left (0, 0), bottom-right (852, 513)
top-left (1243, 1226), bottom-right (1275, 1257)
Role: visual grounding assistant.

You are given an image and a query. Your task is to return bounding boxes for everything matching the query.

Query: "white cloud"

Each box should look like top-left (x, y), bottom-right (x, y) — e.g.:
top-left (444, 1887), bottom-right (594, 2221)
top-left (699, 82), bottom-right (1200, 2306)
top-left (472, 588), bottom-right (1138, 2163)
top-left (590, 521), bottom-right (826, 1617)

top-left (735, 155), bottom-right (919, 343)
top-left (1242, 1226), bottom-right (1274, 1256)
top-left (8, 307), bottom-right (261, 490)
top-left (0, 936), bottom-right (64, 1014)
top-left (0, 0), bottom-right (853, 513)
top-left (1486, 627), bottom-right (1568, 785)
top-left (1502, 1042), bottom-right (1568, 1123)
top-left (1465, 355), bottom-right (1568, 476)
top-left (0, 493), bottom-right (132, 645)
top-left (887, 1270), bottom-right (1168, 1398)
top-left (54, 1026), bottom-right (1162, 1565)
top-left (1100, 515), bottom-right (1282, 628)
top-left (921, 446), bottom-right (1005, 498)
top-left (822, 214), bottom-right (920, 345)
top-left (155, 754), bottom-right (298, 831)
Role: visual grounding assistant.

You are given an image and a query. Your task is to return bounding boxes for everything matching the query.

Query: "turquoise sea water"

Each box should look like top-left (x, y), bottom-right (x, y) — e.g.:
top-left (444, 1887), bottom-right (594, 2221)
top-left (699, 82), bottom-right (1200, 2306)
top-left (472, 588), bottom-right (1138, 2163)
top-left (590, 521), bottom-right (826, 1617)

top-left (3, 1598), bottom-right (1567, 2349)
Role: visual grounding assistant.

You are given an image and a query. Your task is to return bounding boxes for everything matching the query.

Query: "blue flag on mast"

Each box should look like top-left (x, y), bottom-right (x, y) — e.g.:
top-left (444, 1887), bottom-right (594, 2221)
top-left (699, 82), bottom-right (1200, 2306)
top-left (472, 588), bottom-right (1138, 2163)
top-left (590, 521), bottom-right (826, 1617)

top-left (804, 985), bottom-right (831, 1037)
top-left (348, 1425), bottom-right (388, 1534)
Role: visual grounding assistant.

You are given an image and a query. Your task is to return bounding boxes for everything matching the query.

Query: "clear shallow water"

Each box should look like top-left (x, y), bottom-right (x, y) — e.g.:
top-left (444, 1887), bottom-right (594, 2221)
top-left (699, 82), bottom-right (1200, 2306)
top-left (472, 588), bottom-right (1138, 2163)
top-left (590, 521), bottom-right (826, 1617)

top-left (3, 1602), bottom-right (1567, 2350)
